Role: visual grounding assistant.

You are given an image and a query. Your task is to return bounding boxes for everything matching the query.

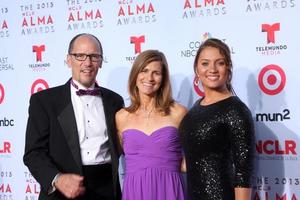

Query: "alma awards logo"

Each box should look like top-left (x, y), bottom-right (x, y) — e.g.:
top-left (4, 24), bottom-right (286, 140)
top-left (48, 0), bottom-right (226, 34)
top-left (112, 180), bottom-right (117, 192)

top-left (0, 171), bottom-right (13, 200)
top-left (24, 171), bottom-right (40, 198)
top-left (20, 2), bottom-right (55, 35)
top-left (246, 0), bottom-right (296, 12)
top-left (0, 6), bottom-right (9, 37)
top-left (67, 0), bottom-right (104, 31)
top-left (182, 0), bottom-right (226, 19)
top-left (0, 19), bottom-right (9, 38)
top-left (117, 1), bottom-right (156, 26)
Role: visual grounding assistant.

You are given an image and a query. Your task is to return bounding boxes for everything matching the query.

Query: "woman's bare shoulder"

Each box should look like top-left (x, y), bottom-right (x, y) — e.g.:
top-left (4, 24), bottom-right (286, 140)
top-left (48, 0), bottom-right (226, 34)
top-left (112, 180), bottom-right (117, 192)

top-left (116, 108), bottom-right (130, 124)
top-left (171, 102), bottom-right (188, 116)
top-left (116, 108), bottom-right (129, 116)
top-left (169, 102), bottom-right (188, 123)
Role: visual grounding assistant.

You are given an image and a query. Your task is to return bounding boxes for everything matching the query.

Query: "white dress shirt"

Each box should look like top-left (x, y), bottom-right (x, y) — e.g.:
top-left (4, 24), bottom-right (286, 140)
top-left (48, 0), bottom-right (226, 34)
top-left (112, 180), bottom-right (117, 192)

top-left (70, 80), bottom-right (111, 165)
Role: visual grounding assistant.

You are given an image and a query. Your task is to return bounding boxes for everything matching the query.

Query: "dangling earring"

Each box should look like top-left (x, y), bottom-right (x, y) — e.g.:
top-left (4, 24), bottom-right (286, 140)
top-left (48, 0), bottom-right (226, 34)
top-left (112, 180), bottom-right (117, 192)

top-left (194, 76), bottom-right (200, 86)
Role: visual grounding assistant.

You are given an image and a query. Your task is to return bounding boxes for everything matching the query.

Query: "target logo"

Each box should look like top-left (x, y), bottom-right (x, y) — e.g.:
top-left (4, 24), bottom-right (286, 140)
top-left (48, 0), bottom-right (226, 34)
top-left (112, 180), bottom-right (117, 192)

top-left (0, 83), bottom-right (4, 104)
top-left (193, 76), bottom-right (205, 97)
top-left (31, 79), bottom-right (49, 95)
top-left (258, 64), bottom-right (286, 95)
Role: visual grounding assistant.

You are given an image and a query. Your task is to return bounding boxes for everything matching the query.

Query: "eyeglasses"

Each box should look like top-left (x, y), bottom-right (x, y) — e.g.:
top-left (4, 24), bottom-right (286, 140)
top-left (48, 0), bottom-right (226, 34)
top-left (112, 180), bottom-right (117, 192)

top-left (70, 53), bottom-right (102, 62)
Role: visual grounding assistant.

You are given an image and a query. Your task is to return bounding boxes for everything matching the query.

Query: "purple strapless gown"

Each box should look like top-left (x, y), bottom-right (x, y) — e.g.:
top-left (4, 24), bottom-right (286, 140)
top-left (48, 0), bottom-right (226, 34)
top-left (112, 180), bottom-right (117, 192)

top-left (122, 126), bottom-right (185, 200)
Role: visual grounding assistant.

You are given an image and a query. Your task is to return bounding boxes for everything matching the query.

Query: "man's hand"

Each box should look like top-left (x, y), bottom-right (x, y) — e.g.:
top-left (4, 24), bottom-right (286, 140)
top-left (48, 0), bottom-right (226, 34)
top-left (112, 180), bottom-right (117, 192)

top-left (54, 173), bottom-right (86, 199)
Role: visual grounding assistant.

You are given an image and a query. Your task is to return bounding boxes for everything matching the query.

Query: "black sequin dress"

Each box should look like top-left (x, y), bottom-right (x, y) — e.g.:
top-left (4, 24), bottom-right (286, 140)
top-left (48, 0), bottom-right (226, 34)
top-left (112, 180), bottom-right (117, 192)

top-left (180, 96), bottom-right (254, 200)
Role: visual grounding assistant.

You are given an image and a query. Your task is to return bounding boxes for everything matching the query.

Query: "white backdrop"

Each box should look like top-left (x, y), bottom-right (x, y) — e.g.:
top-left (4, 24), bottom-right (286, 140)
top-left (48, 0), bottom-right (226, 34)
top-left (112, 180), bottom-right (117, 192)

top-left (1, 0), bottom-right (299, 199)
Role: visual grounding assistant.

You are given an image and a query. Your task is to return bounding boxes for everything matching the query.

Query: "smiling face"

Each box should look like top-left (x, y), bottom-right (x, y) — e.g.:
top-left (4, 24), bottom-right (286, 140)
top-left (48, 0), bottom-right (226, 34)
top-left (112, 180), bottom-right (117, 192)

top-left (127, 50), bottom-right (173, 113)
top-left (195, 46), bottom-right (229, 93)
top-left (67, 35), bottom-right (102, 88)
top-left (136, 61), bottom-right (163, 97)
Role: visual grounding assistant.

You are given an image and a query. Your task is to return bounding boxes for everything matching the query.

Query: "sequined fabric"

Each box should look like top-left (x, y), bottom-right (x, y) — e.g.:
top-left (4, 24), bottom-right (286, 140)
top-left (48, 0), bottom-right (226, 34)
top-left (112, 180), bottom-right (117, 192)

top-left (180, 96), bottom-right (254, 200)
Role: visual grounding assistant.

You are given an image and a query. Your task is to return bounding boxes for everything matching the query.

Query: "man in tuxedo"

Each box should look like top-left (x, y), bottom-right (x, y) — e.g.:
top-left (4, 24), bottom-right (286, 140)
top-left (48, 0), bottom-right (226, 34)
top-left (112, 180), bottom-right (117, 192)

top-left (23, 33), bottom-right (123, 200)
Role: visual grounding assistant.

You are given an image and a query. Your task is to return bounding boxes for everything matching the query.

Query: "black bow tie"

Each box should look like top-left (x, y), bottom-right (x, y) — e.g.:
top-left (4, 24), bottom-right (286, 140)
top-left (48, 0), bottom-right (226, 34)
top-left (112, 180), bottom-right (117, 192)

top-left (71, 80), bottom-right (101, 96)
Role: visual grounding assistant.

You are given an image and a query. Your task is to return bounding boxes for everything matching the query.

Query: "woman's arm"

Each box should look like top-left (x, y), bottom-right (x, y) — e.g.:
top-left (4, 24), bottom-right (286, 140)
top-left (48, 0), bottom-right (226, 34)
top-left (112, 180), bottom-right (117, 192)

top-left (172, 102), bottom-right (188, 173)
top-left (115, 108), bottom-right (128, 151)
top-left (181, 157), bottom-right (186, 172)
top-left (228, 102), bottom-right (255, 199)
top-left (235, 187), bottom-right (251, 200)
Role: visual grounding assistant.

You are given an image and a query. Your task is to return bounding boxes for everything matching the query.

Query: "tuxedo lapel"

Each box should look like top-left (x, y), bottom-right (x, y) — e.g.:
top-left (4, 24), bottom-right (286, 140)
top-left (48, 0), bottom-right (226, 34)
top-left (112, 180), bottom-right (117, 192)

top-left (57, 81), bottom-right (82, 173)
top-left (58, 103), bottom-right (82, 172)
top-left (101, 89), bottom-right (114, 143)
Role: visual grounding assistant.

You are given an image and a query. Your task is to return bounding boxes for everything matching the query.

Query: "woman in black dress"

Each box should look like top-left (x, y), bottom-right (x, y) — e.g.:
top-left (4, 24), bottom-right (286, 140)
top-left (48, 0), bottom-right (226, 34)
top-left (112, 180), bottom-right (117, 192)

top-left (180, 38), bottom-right (254, 200)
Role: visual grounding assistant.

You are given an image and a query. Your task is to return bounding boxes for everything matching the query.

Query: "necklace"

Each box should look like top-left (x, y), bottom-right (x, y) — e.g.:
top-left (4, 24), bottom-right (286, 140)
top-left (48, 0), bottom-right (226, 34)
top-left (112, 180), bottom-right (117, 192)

top-left (146, 108), bottom-right (154, 124)
top-left (141, 107), bottom-right (154, 126)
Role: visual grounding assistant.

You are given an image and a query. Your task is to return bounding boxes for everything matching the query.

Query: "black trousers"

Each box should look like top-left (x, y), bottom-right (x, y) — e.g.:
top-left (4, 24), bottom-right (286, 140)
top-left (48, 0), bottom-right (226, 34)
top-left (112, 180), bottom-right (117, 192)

top-left (80, 163), bottom-right (114, 200)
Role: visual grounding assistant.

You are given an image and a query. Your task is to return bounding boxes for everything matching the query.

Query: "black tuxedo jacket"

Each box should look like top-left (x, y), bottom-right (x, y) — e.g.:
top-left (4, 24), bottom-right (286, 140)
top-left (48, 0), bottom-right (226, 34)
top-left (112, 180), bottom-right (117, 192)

top-left (23, 79), bottom-right (123, 200)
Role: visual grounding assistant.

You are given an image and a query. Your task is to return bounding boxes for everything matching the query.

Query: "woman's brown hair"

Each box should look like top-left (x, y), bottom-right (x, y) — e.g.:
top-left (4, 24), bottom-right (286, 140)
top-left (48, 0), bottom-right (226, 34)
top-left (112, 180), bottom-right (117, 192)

top-left (126, 50), bottom-right (174, 115)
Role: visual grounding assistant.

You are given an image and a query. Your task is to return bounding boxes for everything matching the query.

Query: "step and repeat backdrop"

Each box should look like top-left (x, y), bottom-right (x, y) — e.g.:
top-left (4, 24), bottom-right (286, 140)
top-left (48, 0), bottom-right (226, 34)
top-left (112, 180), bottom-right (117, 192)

top-left (1, 0), bottom-right (299, 199)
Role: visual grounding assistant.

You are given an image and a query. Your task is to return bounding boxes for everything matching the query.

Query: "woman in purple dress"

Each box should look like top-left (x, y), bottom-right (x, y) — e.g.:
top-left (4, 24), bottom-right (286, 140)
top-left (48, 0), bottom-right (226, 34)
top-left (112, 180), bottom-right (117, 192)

top-left (115, 50), bottom-right (187, 200)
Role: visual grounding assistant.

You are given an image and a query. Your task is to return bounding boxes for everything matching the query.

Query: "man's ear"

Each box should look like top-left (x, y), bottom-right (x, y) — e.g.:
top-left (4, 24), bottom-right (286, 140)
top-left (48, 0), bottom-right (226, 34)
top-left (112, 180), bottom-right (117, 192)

top-left (66, 54), bottom-right (71, 68)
